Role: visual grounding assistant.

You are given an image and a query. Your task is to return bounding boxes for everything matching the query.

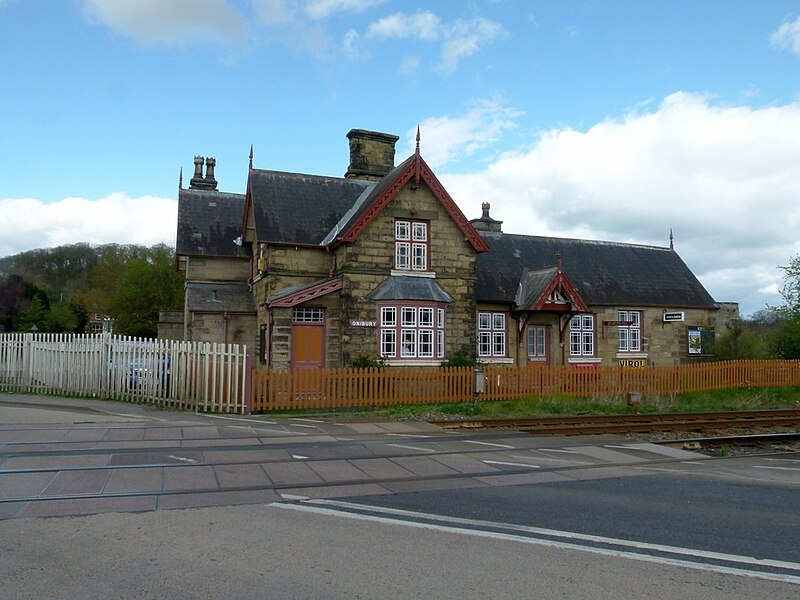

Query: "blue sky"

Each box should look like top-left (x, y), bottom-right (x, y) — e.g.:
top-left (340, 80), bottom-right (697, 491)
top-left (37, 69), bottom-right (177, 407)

top-left (1, 0), bottom-right (799, 316)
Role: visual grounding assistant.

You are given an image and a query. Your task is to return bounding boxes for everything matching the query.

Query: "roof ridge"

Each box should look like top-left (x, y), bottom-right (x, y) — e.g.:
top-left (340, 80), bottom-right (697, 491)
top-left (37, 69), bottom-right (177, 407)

top-left (481, 231), bottom-right (671, 251)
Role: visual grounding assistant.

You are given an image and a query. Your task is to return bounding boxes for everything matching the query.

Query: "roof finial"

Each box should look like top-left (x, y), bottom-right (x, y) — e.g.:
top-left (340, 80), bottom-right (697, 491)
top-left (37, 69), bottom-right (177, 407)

top-left (249, 144), bottom-right (254, 170)
top-left (413, 125), bottom-right (421, 187)
top-left (556, 251), bottom-right (562, 270)
top-left (179, 167), bottom-right (183, 190)
top-left (669, 228), bottom-right (674, 250)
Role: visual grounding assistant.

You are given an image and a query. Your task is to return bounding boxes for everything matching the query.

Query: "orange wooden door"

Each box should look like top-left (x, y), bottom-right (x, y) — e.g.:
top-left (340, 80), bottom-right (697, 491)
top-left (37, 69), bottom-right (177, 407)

top-left (291, 324), bottom-right (325, 369)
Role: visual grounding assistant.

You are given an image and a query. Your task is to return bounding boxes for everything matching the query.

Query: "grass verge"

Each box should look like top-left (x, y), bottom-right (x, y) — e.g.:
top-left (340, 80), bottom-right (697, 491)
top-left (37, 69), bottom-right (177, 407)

top-left (329, 387), bottom-right (800, 421)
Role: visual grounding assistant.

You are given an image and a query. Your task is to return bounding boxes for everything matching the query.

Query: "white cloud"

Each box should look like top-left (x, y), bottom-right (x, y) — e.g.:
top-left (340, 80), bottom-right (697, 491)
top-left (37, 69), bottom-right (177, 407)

top-left (341, 28), bottom-right (369, 60)
top-left (367, 11), bottom-right (441, 41)
top-left (439, 17), bottom-right (505, 72)
top-left (366, 11), bottom-right (504, 72)
top-left (82, 0), bottom-right (246, 45)
top-left (439, 93), bottom-right (800, 315)
top-left (0, 194), bottom-right (177, 257)
top-left (409, 97), bottom-right (522, 168)
top-left (304, 0), bottom-right (386, 21)
top-left (771, 16), bottom-right (800, 55)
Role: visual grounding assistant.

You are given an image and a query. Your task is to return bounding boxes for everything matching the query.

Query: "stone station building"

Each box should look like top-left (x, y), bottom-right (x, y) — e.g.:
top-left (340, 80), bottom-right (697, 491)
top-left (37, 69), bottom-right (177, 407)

top-left (168, 129), bottom-right (724, 369)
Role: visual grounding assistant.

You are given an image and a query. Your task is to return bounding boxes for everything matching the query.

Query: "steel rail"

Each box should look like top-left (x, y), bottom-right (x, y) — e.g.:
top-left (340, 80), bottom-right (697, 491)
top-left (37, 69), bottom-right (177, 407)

top-left (431, 409), bottom-right (800, 436)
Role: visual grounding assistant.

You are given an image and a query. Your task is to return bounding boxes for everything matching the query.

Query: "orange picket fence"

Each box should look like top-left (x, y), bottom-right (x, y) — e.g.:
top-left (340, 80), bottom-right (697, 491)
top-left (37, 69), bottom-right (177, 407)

top-left (249, 360), bottom-right (800, 412)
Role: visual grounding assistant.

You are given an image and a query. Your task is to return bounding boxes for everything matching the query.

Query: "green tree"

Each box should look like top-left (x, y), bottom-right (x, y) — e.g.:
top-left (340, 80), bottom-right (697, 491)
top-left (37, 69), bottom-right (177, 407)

top-left (46, 301), bottom-right (79, 333)
top-left (774, 255), bottom-right (800, 359)
top-left (17, 296), bottom-right (48, 332)
top-left (106, 245), bottom-right (183, 337)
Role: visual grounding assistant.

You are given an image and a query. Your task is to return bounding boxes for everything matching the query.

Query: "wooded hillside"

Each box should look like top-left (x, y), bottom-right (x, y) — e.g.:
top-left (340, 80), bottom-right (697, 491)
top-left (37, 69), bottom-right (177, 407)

top-left (0, 243), bottom-right (183, 337)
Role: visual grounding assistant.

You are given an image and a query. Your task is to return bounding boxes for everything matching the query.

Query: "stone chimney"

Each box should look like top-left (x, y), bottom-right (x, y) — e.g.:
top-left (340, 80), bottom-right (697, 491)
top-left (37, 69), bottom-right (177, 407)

top-left (189, 156), bottom-right (218, 191)
top-left (470, 202), bottom-right (503, 233)
top-left (345, 129), bottom-right (399, 180)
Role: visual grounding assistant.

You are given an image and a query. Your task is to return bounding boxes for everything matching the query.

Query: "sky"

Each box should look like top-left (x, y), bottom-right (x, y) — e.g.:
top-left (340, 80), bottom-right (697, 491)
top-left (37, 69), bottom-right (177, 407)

top-left (1, 0), bottom-right (799, 317)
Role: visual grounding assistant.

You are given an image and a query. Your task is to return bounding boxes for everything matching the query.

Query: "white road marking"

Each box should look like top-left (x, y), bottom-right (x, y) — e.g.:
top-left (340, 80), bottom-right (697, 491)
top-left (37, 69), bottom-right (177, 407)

top-left (268, 500), bottom-right (800, 585)
top-left (386, 433), bottom-right (432, 439)
top-left (681, 461), bottom-right (705, 465)
top-left (288, 423), bottom-right (318, 429)
top-left (764, 457), bottom-right (800, 463)
top-left (538, 448), bottom-right (580, 454)
top-left (482, 460), bottom-right (540, 469)
top-left (280, 493), bottom-right (309, 500)
top-left (199, 414), bottom-right (278, 425)
top-left (509, 454), bottom-right (592, 465)
top-left (167, 455), bottom-right (197, 464)
top-left (753, 465), bottom-right (800, 472)
top-left (292, 454), bottom-right (309, 460)
top-left (604, 444), bottom-right (636, 450)
top-left (257, 428), bottom-right (309, 435)
top-left (462, 440), bottom-right (515, 449)
top-left (385, 443), bottom-right (435, 453)
top-left (289, 418), bottom-right (326, 423)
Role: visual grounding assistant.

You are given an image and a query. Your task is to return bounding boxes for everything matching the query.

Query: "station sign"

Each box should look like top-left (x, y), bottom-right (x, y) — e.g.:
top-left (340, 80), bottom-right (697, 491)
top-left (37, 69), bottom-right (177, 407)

top-left (618, 358), bottom-right (647, 368)
top-left (663, 312), bottom-right (685, 322)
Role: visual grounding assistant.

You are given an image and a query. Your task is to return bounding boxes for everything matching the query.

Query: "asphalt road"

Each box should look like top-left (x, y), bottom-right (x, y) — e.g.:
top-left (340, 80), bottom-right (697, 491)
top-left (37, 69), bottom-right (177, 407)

top-left (343, 466), bottom-right (800, 563)
top-left (2, 394), bottom-right (799, 598)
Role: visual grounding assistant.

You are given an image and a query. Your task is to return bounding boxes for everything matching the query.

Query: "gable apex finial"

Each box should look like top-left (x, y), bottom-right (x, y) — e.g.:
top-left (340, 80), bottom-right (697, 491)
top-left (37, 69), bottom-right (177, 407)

top-left (179, 167), bottom-right (183, 190)
top-left (669, 228), bottom-right (674, 250)
top-left (556, 251), bottom-right (562, 270)
top-left (413, 125), bottom-right (421, 188)
top-left (249, 144), bottom-right (254, 170)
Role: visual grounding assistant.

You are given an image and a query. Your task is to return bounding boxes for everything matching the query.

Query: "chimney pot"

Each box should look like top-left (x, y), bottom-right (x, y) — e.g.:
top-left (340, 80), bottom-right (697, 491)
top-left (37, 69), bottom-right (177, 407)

top-left (470, 202), bottom-right (503, 233)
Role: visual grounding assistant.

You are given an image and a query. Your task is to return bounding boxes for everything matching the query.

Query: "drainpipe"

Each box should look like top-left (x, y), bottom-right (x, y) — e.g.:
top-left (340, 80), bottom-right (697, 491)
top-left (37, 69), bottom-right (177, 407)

top-left (326, 246), bottom-right (337, 278)
top-left (223, 312), bottom-right (229, 344)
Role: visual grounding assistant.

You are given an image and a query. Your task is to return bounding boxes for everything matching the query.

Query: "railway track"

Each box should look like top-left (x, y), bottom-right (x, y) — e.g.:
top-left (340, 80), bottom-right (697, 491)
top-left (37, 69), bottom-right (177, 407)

top-left (430, 409), bottom-right (800, 436)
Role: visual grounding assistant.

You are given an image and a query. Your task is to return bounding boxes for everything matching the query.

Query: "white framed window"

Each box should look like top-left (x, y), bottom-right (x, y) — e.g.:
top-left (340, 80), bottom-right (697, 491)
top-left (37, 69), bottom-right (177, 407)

top-left (570, 314), bottom-right (595, 356)
top-left (401, 329), bottom-right (417, 357)
top-left (293, 307), bottom-right (324, 323)
top-left (379, 303), bottom-right (446, 361)
top-left (478, 312), bottom-right (506, 357)
top-left (395, 219), bottom-right (429, 271)
top-left (381, 306), bottom-right (396, 327)
top-left (618, 310), bottom-right (642, 352)
top-left (381, 329), bottom-right (396, 357)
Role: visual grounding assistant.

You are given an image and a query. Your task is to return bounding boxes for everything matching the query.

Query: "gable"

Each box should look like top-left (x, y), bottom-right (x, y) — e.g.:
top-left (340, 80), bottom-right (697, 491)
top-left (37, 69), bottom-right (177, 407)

top-left (326, 154), bottom-right (489, 253)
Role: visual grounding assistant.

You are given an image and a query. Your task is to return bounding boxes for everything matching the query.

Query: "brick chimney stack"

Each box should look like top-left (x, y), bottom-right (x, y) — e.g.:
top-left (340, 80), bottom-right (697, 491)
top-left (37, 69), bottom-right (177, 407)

top-left (345, 129), bottom-right (400, 180)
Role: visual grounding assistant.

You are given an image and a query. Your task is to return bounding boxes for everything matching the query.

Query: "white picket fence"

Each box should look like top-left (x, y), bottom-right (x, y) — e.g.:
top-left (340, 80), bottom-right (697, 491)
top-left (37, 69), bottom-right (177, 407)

top-left (0, 333), bottom-right (250, 414)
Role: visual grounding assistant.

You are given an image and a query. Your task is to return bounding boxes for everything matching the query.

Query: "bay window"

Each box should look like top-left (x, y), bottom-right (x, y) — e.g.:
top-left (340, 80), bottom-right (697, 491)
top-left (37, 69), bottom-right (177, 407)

top-left (379, 302), bottom-right (445, 360)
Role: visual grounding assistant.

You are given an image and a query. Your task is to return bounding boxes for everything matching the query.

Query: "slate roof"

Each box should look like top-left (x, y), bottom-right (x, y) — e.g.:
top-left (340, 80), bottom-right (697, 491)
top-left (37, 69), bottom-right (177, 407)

top-left (514, 267), bottom-right (558, 310)
top-left (477, 233), bottom-right (717, 309)
top-left (177, 188), bottom-right (249, 258)
top-left (371, 276), bottom-right (453, 303)
top-left (321, 155), bottom-right (414, 245)
top-left (249, 169), bottom-right (373, 245)
top-left (186, 282), bottom-right (256, 313)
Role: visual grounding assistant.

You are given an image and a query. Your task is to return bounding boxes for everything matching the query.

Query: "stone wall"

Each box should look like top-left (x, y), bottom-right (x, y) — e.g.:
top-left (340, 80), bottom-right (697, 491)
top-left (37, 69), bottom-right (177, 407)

top-left (187, 312), bottom-right (257, 347)
top-left (186, 257), bottom-right (250, 282)
top-left (336, 181), bottom-right (478, 364)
